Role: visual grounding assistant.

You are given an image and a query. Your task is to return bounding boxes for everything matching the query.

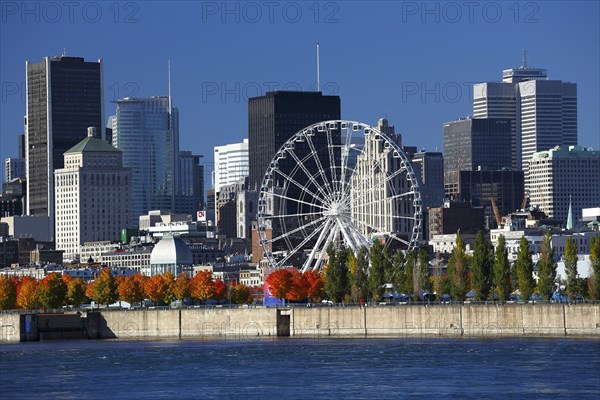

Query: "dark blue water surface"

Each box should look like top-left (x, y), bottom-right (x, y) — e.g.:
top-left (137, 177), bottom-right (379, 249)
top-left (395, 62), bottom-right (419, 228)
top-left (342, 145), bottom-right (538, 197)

top-left (1, 337), bottom-right (599, 399)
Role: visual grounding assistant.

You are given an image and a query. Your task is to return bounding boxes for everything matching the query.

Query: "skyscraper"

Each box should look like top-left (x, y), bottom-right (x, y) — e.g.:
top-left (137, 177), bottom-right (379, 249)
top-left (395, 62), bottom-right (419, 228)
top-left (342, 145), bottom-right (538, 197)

top-left (248, 91), bottom-right (341, 190)
top-left (111, 96), bottom-right (179, 227)
top-left (55, 127), bottom-right (131, 260)
top-left (177, 151), bottom-right (204, 215)
top-left (213, 138), bottom-right (249, 193)
top-left (25, 56), bottom-right (103, 223)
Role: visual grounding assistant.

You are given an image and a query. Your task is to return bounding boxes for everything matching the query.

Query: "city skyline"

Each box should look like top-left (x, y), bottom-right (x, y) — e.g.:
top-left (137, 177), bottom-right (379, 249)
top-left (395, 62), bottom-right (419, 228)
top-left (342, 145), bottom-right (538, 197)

top-left (1, 1), bottom-right (599, 183)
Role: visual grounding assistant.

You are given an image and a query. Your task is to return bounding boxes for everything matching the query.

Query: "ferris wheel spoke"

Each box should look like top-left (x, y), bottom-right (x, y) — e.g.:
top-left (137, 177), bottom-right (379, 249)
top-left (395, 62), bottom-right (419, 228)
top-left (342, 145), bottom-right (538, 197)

top-left (269, 215), bottom-right (328, 243)
top-left (287, 148), bottom-right (332, 202)
top-left (271, 167), bottom-right (330, 207)
top-left (268, 190), bottom-right (326, 211)
top-left (275, 219), bottom-right (328, 268)
top-left (301, 218), bottom-right (334, 273)
top-left (305, 131), bottom-right (337, 198)
top-left (326, 127), bottom-right (339, 193)
top-left (352, 190), bottom-right (416, 210)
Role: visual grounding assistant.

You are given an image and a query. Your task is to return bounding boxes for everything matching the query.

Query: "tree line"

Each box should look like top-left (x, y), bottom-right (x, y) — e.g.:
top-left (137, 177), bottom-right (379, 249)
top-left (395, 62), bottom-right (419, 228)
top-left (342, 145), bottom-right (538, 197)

top-left (265, 234), bottom-right (600, 304)
top-left (0, 269), bottom-right (257, 310)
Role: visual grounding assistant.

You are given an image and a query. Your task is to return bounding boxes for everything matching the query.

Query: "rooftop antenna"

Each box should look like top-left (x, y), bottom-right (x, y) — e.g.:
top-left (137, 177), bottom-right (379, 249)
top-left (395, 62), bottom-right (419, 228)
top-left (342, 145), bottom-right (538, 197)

top-left (316, 41), bottom-right (320, 92)
top-left (168, 60), bottom-right (172, 114)
top-left (62, 48), bottom-right (67, 56)
top-left (521, 49), bottom-right (528, 68)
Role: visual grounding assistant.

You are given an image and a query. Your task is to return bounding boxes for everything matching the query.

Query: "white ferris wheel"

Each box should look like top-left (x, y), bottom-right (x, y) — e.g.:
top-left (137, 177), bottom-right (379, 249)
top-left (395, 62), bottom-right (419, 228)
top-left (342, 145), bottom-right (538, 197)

top-left (257, 120), bottom-right (422, 272)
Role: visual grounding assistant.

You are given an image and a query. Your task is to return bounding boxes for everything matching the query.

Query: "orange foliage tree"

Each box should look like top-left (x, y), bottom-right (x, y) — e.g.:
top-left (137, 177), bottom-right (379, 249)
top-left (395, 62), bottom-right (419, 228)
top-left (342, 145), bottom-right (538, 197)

top-left (144, 274), bottom-right (170, 304)
top-left (117, 275), bottom-right (145, 304)
top-left (0, 275), bottom-right (17, 310)
top-left (172, 273), bottom-right (191, 301)
top-left (231, 283), bottom-right (252, 304)
top-left (287, 269), bottom-right (309, 301)
top-left (191, 270), bottom-right (214, 303)
top-left (37, 272), bottom-right (67, 309)
top-left (265, 268), bottom-right (294, 303)
top-left (212, 279), bottom-right (228, 303)
top-left (304, 270), bottom-right (326, 302)
top-left (161, 272), bottom-right (175, 304)
top-left (17, 276), bottom-right (39, 309)
top-left (66, 277), bottom-right (87, 307)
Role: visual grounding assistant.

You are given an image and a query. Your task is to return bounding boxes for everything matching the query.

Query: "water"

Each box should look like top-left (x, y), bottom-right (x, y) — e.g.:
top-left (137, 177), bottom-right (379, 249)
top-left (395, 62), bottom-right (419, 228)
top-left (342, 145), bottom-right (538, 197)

top-left (1, 338), bottom-right (599, 399)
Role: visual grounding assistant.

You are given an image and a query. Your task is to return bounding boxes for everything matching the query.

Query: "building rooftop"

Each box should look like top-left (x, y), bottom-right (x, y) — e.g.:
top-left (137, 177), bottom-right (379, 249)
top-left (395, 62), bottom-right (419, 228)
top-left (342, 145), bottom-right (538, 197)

top-left (531, 145), bottom-right (599, 160)
top-left (150, 235), bottom-right (193, 265)
top-left (65, 128), bottom-right (119, 154)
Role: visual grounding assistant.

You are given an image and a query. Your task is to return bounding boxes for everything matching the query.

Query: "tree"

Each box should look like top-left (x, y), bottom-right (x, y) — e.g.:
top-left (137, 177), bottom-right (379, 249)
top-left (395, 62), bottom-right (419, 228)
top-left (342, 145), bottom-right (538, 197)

top-left (93, 268), bottom-right (118, 306)
top-left (537, 231), bottom-right (557, 300)
top-left (231, 284), bottom-right (252, 304)
top-left (191, 270), bottom-right (215, 303)
top-left (348, 247), bottom-right (369, 302)
top-left (304, 270), bottom-right (326, 303)
top-left (589, 236), bottom-right (600, 300)
top-left (400, 251), bottom-right (415, 295)
top-left (265, 268), bottom-right (293, 304)
top-left (66, 278), bottom-right (87, 307)
top-left (493, 235), bottom-right (512, 302)
top-left (432, 253), bottom-right (445, 299)
top-left (564, 237), bottom-right (581, 300)
top-left (145, 274), bottom-right (169, 304)
top-left (212, 279), bottom-right (228, 303)
top-left (448, 233), bottom-right (469, 300)
top-left (516, 237), bottom-right (535, 301)
top-left (37, 273), bottom-right (67, 309)
top-left (0, 275), bottom-right (17, 310)
top-left (413, 249), bottom-right (431, 297)
top-left (16, 277), bottom-right (39, 309)
top-left (161, 272), bottom-right (176, 304)
top-left (287, 270), bottom-right (308, 302)
top-left (325, 246), bottom-right (350, 302)
top-left (172, 273), bottom-right (191, 301)
top-left (368, 241), bottom-right (385, 301)
top-left (471, 231), bottom-right (493, 301)
top-left (117, 275), bottom-right (144, 305)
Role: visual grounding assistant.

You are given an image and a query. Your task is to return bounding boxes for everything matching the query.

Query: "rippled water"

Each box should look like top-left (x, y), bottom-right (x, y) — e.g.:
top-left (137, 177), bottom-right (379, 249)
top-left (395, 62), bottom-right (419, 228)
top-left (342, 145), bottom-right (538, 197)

top-left (1, 338), bottom-right (599, 399)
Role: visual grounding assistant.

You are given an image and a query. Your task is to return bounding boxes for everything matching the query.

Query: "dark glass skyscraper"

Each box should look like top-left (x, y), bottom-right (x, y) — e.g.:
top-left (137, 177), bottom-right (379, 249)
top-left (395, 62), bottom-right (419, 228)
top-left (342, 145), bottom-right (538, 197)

top-left (248, 91), bottom-right (341, 190)
top-left (25, 56), bottom-right (103, 222)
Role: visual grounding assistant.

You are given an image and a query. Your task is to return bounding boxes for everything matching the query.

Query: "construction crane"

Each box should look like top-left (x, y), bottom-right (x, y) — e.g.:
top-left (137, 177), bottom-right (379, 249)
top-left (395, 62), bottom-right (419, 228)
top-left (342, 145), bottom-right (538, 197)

top-left (491, 197), bottom-right (502, 227)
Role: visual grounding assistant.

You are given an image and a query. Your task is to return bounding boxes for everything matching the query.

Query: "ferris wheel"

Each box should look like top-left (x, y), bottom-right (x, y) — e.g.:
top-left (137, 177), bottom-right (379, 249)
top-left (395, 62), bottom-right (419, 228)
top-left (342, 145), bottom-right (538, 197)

top-left (256, 120), bottom-right (422, 272)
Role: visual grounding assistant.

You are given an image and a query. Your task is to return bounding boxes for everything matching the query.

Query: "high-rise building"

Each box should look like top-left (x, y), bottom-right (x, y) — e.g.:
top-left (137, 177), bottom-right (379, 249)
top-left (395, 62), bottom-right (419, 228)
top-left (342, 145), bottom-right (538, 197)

top-left (213, 138), bottom-right (249, 193)
top-left (528, 146), bottom-right (599, 224)
top-left (473, 61), bottom-right (577, 177)
top-left (54, 127), bottom-right (131, 260)
top-left (177, 151), bottom-right (204, 215)
top-left (411, 151), bottom-right (444, 240)
top-left (248, 91), bottom-right (341, 190)
top-left (25, 56), bottom-right (104, 222)
top-left (443, 117), bottom-right (512, 181)
top-left (4, 158), bottom-right (25, 182)
top-left (111, 96), bottom-right (179, 227)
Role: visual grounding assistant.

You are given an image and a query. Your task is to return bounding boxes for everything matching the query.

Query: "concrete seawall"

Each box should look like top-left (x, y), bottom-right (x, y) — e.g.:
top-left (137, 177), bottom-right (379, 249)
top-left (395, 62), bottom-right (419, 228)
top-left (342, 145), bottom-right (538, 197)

top-left (2, 304), bottom-right (599, 342)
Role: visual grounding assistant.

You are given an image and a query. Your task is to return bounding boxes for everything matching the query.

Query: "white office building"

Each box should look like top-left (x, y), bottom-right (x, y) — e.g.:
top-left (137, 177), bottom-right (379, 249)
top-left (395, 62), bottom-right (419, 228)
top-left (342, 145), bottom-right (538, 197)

top-left (528, 146), bottom-right (600, 223)
top-left (4, 158), bottom-right (25, 182)
top-left (54, 128), bottom-right (131, 260)
top-left (213, 138), bottom-right (249, 192)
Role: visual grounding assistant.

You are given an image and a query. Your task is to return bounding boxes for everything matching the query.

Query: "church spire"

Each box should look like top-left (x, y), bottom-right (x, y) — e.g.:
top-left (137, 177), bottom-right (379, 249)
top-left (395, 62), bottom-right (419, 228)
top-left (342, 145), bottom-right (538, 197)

top-left (566, 195), bottom-right (574, 230)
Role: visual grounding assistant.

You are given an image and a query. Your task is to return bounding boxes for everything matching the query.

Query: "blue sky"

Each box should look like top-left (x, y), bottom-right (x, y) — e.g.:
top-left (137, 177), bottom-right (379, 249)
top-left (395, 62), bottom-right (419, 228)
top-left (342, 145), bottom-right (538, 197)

top-left (1, 1), bottom-right (599, 184)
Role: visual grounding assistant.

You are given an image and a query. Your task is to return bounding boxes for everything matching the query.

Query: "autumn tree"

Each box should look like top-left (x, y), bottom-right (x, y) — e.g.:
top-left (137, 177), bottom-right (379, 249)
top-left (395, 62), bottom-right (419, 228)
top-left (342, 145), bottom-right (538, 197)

top-left (117, 275), bottom-right (144, 305)
top-left (493, 235), bottom-right (512, 302)
top-left (145, 274), bottom-right (170, 304)
top-left (537, 231), bottom-right (557, 300)
top-left (265, 268), bottom-right (293, 304)
top-left (368, 241), bottom-right (385, 301)
top-left (191, 270), bottom-right (215, 303)
top-left (93, 268), bottom-right (118, 306)
top-left (304, 270), bottom-right (326, 303)
top-left (231, 283), bottom-right (252, 304)
top-left (589, 236), bottom-right (600, 300)
top-left (161, 272), bottom-right (176, 304)
top-left (325, 246), bottom-right (350, 303)
top-left (212, 279), bottom-right (228, 303)
top-left (0, 275), bottom-right (17, 310)
top-left (287, 270), bottom-right (308, 302)
top-left (17, 277), bottom-right (39, 309)
top-left (516, 237), bottom-right (535, 301)
top-left (470, 231), bottom-right (493, 301)
top-left (173, 273), bottom-right (191, 301)
top-left (448, 233), bottom-right (469, 300)
top-left (66, 277), bottom-right (87, 307)
top-left (37, 273), bottom-right (67, 309)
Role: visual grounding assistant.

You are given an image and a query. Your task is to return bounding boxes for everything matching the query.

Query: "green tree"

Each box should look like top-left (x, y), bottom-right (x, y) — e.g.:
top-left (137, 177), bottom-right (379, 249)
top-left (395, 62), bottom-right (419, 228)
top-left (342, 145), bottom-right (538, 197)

top-left (431, 253), bottom-right (445, 299)
top-left (448, 233), bottom-right (469, 300)
top-left (413, 249), bottom-right (430, 296)
top-left (37, 273), bottom-right (67, 309)
top-left (231, 284), bottom-right (252, 304)
top-left (392, 250), bottom-right (407, 294)
top-left (325, 245), bottom-right (350, 302)
top-left (93, 268), bottom-right (118, 306)
top-left (493, 235), bottom-right (512, 302)
top-left (66, 278), bottom-right (87, 307)
top-left (471, 231), bottom-right (493, 301)
top-left (516, 237), bottom-right (535, 301)
top-left (401, 251), bottom-right (415, 295)
top-left (537, 232), bottom-right (557, 300)
top-left (0, 275), bottom-right (17, 310)
top-left (348, 247), bottom-right (369, 302)
top-left (589, 236), bottom-right (600, 300)
top-left (368, 241), bottom-right (385, 301)
top-left (564, 237), bottom-right (581, 299)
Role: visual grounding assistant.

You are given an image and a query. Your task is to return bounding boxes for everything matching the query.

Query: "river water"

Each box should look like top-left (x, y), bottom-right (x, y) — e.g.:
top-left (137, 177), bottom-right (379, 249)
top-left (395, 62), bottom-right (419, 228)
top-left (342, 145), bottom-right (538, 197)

top-left (1, 338), bottom-right (599, 399)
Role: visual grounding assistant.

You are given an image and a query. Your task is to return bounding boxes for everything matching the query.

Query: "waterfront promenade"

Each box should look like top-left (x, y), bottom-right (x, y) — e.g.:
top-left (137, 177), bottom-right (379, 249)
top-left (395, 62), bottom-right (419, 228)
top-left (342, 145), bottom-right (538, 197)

top-left (1, 303), bottom-right (599, 343)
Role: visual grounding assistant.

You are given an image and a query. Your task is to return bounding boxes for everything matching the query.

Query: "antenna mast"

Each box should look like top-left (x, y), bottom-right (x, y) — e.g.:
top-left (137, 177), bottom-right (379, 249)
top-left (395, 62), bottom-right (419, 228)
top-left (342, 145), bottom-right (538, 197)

top-left (316, 41), bottom-right (320, 92)
top-left (522, 49), bottom-right (528, 68)
top-left (168, 60), bottom-right (172, 115)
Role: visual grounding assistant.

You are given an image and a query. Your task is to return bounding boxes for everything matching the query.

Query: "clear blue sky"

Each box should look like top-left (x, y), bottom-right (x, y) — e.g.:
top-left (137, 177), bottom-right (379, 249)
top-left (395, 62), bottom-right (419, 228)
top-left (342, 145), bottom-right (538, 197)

top-left (1, 1), bottom-right (599, 184)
